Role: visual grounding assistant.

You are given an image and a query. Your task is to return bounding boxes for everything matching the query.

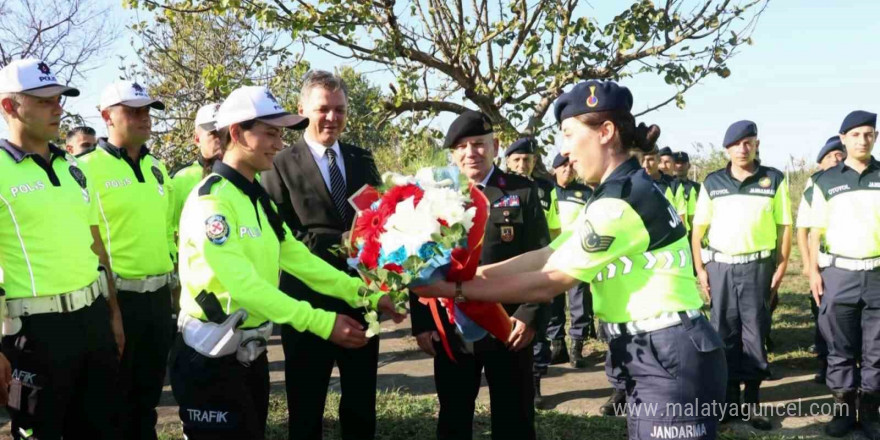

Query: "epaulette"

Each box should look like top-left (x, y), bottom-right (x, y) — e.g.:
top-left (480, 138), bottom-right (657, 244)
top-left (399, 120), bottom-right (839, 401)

top-left (198, 175), bottom-right (223, 196)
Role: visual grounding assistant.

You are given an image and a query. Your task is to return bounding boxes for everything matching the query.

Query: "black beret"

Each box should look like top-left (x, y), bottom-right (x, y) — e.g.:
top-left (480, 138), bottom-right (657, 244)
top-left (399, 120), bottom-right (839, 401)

top-left (672, 151), bottom-right (690, 163)
top-left (839, 110), bottom-right (876, 134)
top-left (443, 110), bottom-right (494, 149)
top-left (723, 120), bottom-right (758, 148)
top-left (553, 80), bottom-right (633, 124)
top-left (505, 137), bottom-right (538, 157)
top-left (816, 135), bottom-right (845, 164)
top-left (552, 153), bottom-right (569, 168)
top-left (658, 147), bottom-right (673, 157)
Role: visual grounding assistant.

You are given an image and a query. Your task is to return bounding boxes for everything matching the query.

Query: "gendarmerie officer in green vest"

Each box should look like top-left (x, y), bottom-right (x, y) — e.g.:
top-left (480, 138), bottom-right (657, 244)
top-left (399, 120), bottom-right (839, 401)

top-left (545, 153), bottom-right (596, 370)
top-left (171, 85), bottom-right (401, 440)
top-left (0, 59), bottom-right (124, 439)
top-left (809, 110), bottom-right (880, 438)
top-left (658, 146), bottom-right (675, 177)
top-left (638, 145), bottom-right (687, 225)
top-left (796, 136), bottom-right (845, 385)
top-left (505, 136), bottom-right (558, 407)
top-left (415, 80), bottom-right (726, 440)
top-left (691, 120), bottom-right (792, 430)
top-left (80, 80), bottom-right (177, 440)
top-left (672, 152), bottom-right (700, 234)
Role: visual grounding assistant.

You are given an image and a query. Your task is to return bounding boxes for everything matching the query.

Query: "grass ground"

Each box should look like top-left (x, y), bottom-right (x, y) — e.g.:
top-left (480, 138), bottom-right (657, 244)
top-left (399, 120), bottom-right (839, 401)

top-left (157, 249), bottom-right (822, 439)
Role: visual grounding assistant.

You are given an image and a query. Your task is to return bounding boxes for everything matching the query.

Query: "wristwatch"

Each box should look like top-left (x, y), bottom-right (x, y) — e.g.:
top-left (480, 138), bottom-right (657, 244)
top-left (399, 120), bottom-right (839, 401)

top-left (454, 281), bottom-right (466, 303)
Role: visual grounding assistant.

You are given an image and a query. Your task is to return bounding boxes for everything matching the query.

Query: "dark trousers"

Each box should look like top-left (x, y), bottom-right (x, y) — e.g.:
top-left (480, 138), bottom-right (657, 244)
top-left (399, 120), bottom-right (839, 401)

top-left (606, 348), bottom-right (627, 392)
top-left (116, 285), bottom-right (174, 440)
top-left (607, 315), bottom-right (726, 440)
top-left (818, 266), bottom-right (880, 392)
top-left (434, 338), bottom-right (536, 440)
top-left (170, 335), bottom-right (270, 439)
top-left (708, 258), bottom-right (774, 382)
top-left (534, 284), bottom-right (594, 376)
top-left (810, 295), bottom-right (829, 358)
top-left (282, 325), bottom-right (380, 440)
top-left (2, 296), bottom-right (121, 440)
top-left (547, 282), bottom-right (594, 340)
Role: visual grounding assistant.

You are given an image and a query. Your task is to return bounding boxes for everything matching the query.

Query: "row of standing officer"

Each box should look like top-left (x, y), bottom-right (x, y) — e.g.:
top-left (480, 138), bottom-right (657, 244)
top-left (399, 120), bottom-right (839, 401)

top-left (0, 59), bottom-right (404, 440)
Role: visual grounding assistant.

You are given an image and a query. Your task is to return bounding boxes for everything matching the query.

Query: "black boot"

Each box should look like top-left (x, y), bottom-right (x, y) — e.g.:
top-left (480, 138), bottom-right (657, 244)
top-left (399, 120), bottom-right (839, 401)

top-left (533, 375), bottom-right (545, 410)
top-left (720, 382), bottom-right (740, 424)
top-left (813, 357), bottom-right (827, 384)
top-left (569, 339), bottom-right (587, 368)
top-left (550, 339), bottom-right (569, 365)
top-left (860, 391), bottom-right (880, 440)
top-left (743, 381), bottom-right (771, 430)
top-left (599, 389), bottom-right (626, 417)
top-left (825, 390), bottom-right (857, 437)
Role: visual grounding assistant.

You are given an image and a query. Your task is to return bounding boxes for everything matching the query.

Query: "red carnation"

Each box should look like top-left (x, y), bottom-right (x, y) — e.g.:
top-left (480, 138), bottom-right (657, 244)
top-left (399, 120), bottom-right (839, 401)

top-left (382, 263), bottom-right (405, 274)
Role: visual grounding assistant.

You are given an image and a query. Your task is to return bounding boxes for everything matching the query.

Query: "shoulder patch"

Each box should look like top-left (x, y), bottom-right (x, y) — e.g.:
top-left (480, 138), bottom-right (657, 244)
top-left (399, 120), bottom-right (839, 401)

top-left (579, 220), bottom-right (615, 252)
top-left (198, 175), bottom-right (223, 196)
top-left (205, 214), bottom-right (230, 245)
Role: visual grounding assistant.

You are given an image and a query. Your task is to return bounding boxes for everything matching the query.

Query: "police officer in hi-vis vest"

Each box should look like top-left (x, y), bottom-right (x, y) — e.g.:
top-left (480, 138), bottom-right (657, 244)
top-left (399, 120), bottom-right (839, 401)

top-left (0, 58), bottom-right (125, 440)
top-left (79, 81), bottom-right (178, 440)
top-left (171, 85), bottom-right (402, 440)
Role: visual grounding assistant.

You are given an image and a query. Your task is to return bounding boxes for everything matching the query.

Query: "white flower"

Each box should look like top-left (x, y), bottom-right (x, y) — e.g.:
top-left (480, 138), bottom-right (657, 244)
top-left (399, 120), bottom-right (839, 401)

top-left (414, 166), bottom-right (464, 189)
top-left (364, 311), bottom-right (381, 338)
top-left (382, 172), bottom-right (416, 187)
top-left (379, 196), bottom-right (441, 255)
top-left (420, 187), bottom-right (477, 231)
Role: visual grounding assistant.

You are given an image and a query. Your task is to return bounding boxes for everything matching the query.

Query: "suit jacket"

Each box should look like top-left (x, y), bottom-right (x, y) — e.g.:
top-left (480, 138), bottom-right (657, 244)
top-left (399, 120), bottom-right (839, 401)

top-left (409, 168), bottom-right (551, 348)
top-left (261, 138), bottom-right (382, 319)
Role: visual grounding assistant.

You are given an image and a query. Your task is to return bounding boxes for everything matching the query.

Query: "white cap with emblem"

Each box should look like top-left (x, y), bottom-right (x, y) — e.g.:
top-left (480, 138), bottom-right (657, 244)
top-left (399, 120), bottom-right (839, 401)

top-left (0, 58), bottom-right (80, 97)
top-left (99, 80), bottom-right (165, 111)
top-left (214, 85), bottom-right (308, 130)
top-left (194, 103), bottom-right (221, 132)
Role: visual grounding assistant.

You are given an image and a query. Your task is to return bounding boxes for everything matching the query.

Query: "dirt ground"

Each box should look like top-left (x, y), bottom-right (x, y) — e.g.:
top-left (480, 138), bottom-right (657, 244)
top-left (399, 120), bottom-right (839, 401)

top-left (0, 315), bottom-right (863, 439)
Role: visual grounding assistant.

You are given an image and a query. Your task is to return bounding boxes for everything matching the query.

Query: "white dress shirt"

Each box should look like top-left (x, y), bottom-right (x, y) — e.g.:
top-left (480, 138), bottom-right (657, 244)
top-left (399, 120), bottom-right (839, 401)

top-left (304, 134), bottom-right (346, 192)
top-left (478, 166), bottom-right (495, 188)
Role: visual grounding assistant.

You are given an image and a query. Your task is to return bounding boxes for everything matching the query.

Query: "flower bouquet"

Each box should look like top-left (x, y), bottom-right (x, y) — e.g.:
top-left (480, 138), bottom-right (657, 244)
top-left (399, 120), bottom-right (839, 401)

top-left (343, 167), bottom-right (512, 359)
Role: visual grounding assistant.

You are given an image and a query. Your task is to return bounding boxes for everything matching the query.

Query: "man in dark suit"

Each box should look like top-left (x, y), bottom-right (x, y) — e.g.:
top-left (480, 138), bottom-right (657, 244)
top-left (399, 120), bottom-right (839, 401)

top-left (409, 110), bottom-right (550, 440)
top-left (261, 70), bottom-right (383, 440)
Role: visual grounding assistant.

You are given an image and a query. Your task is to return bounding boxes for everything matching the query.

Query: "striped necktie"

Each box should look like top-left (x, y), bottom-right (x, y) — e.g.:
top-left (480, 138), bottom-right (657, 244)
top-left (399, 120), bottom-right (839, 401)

top-left (325, 148), bottom-right (351, 225)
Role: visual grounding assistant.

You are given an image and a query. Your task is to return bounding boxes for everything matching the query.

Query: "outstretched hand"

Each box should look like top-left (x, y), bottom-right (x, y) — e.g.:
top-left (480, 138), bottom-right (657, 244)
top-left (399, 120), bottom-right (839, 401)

top-left (377, 294), bottom-right (407, 323)
top-left (411, 281), bottom-right (455, 299)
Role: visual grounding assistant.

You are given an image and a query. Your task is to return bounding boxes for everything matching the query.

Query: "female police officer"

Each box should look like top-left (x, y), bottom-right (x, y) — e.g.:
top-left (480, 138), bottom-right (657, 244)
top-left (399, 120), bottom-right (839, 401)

top-left (415, 80), bottom-right (726, 439)
top-left (171, 85), bottom-right (402, 440)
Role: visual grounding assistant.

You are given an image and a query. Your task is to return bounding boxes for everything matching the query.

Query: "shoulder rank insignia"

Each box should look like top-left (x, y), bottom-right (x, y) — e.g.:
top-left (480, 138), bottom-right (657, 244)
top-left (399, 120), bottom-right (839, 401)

top-left (580, 220), bottom-right (614, 253)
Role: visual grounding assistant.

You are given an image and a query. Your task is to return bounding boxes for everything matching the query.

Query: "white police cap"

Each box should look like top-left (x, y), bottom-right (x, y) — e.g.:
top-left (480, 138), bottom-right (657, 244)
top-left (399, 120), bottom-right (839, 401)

top-left (99, 80), bottom-right (165, 111)
top-left (194, 103), bottom-right (221, 132)
top-left (214, 86), bottom-right (307, 130)
top-left (0, 59), bottom-right (79, 98)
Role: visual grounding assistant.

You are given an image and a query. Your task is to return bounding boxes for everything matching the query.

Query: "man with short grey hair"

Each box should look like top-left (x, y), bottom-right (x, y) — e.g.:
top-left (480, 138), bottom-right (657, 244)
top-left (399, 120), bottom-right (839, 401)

top-left (261, 69), bottom-right (383, 440)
